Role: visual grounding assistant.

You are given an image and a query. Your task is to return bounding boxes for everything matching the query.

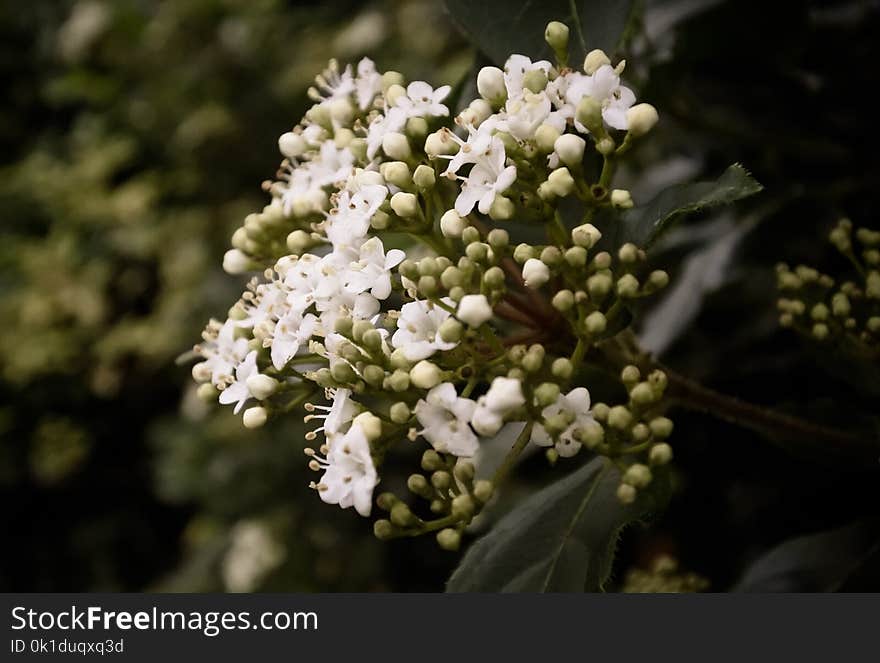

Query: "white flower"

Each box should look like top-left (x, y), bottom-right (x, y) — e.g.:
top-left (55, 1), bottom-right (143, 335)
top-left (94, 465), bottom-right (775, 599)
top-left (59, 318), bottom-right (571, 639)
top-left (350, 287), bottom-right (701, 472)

top-left (564, 65), bottom-right (635, 131)
top-left (308, 388), bottom-right (359, 442)
top-left (196, 319), bottom-right (251, 388)
top-left (502, 91), bottom-right (553, 141)
top-left (471, 376), bottom-right (525, 436)
top-left (415, 383), bottom-right (479, 456)
top-left (522, 258), bottom-right (550, 288)
top-left (345, 237), bottom-right (405, 300)
top-left (453, 136), bottom-right (517, 216)
top-left (313, 59), bottom-right (356, 105)
top-left (354, 57), bottom-right (382, 111)
top-left (324, 184), bottom-right (388, 249)
top-left (314, 421), bottom-right (378, 516)
top-left (503, 54), bottom-right (551, 100)
top-left (395, 81), bottom-right (451, 119)
top-left (531, 387), bottom-right (594, 457)
top-left (392, 299), bottom-right (458, 361)
top-left (366, 107), bottom-right (407, 159)
top-left (218, 350), bottom-right (259, 414)
top-left (456, 294), bottom-right (493, 327)
top-left (270, 311), bottom-right (318, 370)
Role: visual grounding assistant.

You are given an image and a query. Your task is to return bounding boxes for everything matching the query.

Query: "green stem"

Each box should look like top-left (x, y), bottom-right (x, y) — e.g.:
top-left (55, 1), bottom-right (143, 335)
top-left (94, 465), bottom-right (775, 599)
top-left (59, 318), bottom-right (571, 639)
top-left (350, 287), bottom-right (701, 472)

top-left (492, 421), bottom-right (535, 487)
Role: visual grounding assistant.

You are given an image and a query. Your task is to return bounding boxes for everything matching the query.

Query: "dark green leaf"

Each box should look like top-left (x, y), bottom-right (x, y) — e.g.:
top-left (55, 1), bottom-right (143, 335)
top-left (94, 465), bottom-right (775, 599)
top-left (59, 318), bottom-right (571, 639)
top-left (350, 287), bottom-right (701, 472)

top-left (733, 520), bottom-right (880, 592)
top-left (446, 457), bottom-right (668, 592)
top-left (612, 163), bottom-right (762, 250)
top-left (443, 0), bottom-right (637, 66)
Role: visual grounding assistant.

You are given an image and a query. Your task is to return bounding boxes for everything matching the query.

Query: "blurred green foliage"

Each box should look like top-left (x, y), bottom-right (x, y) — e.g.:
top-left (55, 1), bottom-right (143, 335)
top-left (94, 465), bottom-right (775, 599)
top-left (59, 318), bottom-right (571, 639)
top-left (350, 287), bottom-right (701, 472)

top-left (0, 0), bottom-right (466, 591)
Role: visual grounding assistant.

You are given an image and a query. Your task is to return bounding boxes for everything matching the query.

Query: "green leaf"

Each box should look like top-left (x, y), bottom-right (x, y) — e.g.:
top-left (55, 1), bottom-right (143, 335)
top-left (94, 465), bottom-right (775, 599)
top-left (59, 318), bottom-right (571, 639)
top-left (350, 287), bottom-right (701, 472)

top-left (443, 0), bottom-right (638, 66)
top-left (733, 520), bottom-right (880, 592)
top-left (446, 457), bottom-right (668, 592)
top-left (613, 163), bottom-right (763, 250)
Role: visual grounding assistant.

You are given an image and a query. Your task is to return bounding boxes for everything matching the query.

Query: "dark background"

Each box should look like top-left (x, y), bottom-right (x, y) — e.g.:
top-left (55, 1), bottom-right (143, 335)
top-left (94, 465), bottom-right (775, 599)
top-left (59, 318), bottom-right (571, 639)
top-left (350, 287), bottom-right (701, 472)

top-left (1, 0), bottom-right (878, 592)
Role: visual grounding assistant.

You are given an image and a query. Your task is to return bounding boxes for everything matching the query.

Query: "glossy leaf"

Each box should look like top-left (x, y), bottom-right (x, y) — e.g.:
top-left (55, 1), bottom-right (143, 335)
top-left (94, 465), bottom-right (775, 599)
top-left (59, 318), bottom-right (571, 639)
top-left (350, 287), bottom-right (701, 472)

top-left (443, 0), bottom-right (637, 66)
top-left (447, 457), bottom-right (668, 592)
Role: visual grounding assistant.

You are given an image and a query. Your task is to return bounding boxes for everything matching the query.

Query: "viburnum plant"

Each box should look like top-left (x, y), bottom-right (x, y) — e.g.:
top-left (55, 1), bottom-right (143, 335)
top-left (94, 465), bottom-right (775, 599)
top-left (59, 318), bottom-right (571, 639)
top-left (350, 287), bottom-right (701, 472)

top-left (187, 19), bottom-right (846, 590)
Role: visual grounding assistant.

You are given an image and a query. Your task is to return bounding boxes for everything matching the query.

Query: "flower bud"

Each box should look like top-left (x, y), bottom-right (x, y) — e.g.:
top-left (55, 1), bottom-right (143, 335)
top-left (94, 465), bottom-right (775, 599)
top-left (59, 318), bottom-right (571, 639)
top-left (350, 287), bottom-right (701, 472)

top-left (545, 20), bottom-right (570, 53)
top-left (564, 246), bottom-right (588, 267)
top-left (607, 405), bottom-right (633, 430)
top-left (626, 103), bottom-right (659, 137)
top-left (451, 494), bottom-right (475, 519)
top-left (382, 132), bottom-right (411, 160)
top-left (513, 243), bottom-right (535, 263)
top-left (489, 194), bottom-right (515, 220)
top-left (406, 116), bottom-right (429, 139)
top-left (390, 191), bottom-right (419, 218)
top-left (535, 123), bottom-right (562, 152)
top-left (610, 188), bottom-right (634, 208)
top-left (578, 421), bottom-right (604, 449)
top-left (576, 97), bottom-right (604, 134)
top-left (425, 129), bottom-right (459, 157)
top-left (648, 270), bottom-right (669, 290)
top-left (522, 258), bottom-right (550, 288)
top-left (385, 82), bottom-right (406, 106)
top-left (222, 249), bottom-right (253, 275)
top-left (617, 274), bottom-right (640, 298)
top-left (457, 294), bottom-right (493, 327)
top-left (477, 66), bottom-right (507, 105)
top-left (554, 134), bottom-right (586, 167)
top-left (552, 289), bottom-right (575, 312)
top-left (353, 411), bottom-right (383, 441)
top-left (381, 70), bottom-right (405, 92)
top-left (473, 479), bottom-right (494, 503)
top-left (617, 483), bottom-right (637, 504)
top-left (391, 502), bottom-right (416, 527)
top-left (547, 167), bottom-right (576, 197)
top-left (572, 223), bottom-right (602, 248)
top-left (242, 406), bottom-right (268, 429)
top-left (454, 460), bottom-right (475, 483)
top-left (390, 402), bottom-right (411, 424)
top-left (196, 382), bottom-right (218, 402)
top-left (380, 161), bottom-right (412, 188)
top-left (373, 519), bottom-right (394, 540)
top-left (551, 357), bottom-right (573, 379)
top-left (278, 131), bottom-right (307, 158)
top-left (535, 382), bottom-right (561, 407)
top-left (523, 69), bottom-right (548, 94)
top-left (410, 360), bottom-right (442, 389)
top-left (246, 374), bottom-right (279, 400)
top-left (649, 417), bottom-right (674, 439)
top-left (437, 528), bottom-right (461, 551)
top-left (650, 442), bottom-right (673, 465)
top-left (412, 164), bottom-right (436, 190)
top-left (583, 49), bottom-right (611, 74)
top-left (584, 311), bottom-right (607, 334)
top-left (440, 209), bottom-right (466, 237)
top-left (623, 463), bottom-right (652, 489)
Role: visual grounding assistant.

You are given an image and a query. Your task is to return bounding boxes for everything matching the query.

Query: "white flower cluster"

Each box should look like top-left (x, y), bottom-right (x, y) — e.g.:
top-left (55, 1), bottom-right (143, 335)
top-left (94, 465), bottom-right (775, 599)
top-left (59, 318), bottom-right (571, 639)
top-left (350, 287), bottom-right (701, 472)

top-left (192, 26), bottom-right (666, 534)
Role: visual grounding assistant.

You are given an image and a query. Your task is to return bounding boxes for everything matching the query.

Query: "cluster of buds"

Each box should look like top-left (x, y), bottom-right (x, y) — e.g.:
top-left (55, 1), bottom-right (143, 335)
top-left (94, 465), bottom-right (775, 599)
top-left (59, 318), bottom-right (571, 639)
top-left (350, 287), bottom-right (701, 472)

top-left (189, 20), bottom-right (674, 546)
top-left (777, 219), bottom-right (880, 356)
top-left (623, 555), bottom-right (709, 593)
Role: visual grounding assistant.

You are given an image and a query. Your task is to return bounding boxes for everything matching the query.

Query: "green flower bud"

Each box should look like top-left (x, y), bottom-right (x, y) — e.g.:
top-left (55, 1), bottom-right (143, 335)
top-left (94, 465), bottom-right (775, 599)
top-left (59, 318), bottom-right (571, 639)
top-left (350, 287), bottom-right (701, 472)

top-left (544, 20), bottom-right (570, 54)
top-left (466, 242), bottom-right (489, 263)
top-left (473, 479), bottom-right (495, 503)
top-left (553, 289), bottom-right (575, 312)
top-left (576, 97), bottom-right (604, 135)
top-left (812, 323), bottom-right (830, 340)
top-left (411, 360), bottom-right (442, 389)
top-left (607, 405), bottom-right (633, 430)
top-left (522, 350), bottom-right (544, 373)
top-left (545, 448), bottom-right (560, 465)
top-left (454, 461), bottom-right (476, 483)
top-left (623, 463), bottom-right (652, 488)
top-left (451, 494), bottom-right (476, 519)
top-left (618, 243), bottom-right (639, 263)
top-left (617, 483), bottom-right (637, 504)
top-left (630, 382), bottom-right (656, 405)
top-left (564, 246), bottom-right (588, 267)
top-left (440, 209), bottom-right (466, 238)
top-left (330, 361), bottom-right (356, 383)
top-left (376, 492), bottom-right (398, 511)
top-left (650, 442), bottom-right (673, 465)
top-left (648, 370), bottom-right (668, 394)
top-left (391, 502), bottom-right (417, 527)
top-left (621, 365), bottom-right (640, 387)
top-left (489, 194), bottom-right (515, 221)
top-left (413, 164), bottom-right (436, 190)
top-left (483, 266), bottom-right (506, 290)
top-left (382, 131), bottom-right (411, 160)
top-left (535, 382), bottom-right (561, 407)
top-left (449, 286), bottom-right (466, 302)
top-left (431, 470), bottom-right (452, 491)
top-left (421, 449), bottom-right (443, 472)
top-left (868, 317), bottom-right (880, 333)
top-left (196, 382), bottom-right (219, 402)
top-left (572, 223), bottom-right (602, 248)
top-left (810, 303), bottom-right (829, 321)
top-left (439, 318), bottom-right (464, 343)
top-left (535, 123), bottom-right (562, 153)
top-left (649, 270), bottom-right (669, 290)
top-left (406, 116), bottom-right (429, 140)
top-left (370, 210), bottom-right (391, 229)
top-left (631, 423), bottom-right (651, 442)
top-left (373, 519), bottom-right (394, 540)
top-left (587, 273), bottom-right (613, 300)
top-left (649, 417), bottom-right (674, 439)
top-left (513, 243), bottom-right (536, 263)
top-left (617, 274), bottom-right (640, 298)
top-left (592, 402), bottom-right (610, 422)
top-left (436, 528), bottom-right (461, 551)
top-left (551, 357), bottom-right (574, 379)
top-left (380, 161), bottom-right (412, 188)
top-left (540, 245), bottom-right (563, 267)
top-left (407, 473), bottom-right (432, 497)
top-left (362, 364), bottom-right (385, 387)
top-left (578, 421), bottom-right (604, 449)
top-left (585, 311), bottom-right (607, 334)
top-left (381, 71), bottom-right (405, 92)
top-left (418, 275), bottom-right (438, 296)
